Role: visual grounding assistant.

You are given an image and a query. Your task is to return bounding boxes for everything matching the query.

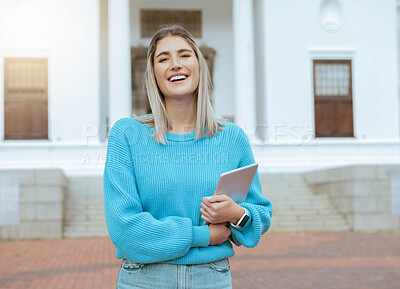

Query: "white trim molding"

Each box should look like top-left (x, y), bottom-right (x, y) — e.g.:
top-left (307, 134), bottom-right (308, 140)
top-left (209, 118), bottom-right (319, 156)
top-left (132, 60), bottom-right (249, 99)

top-left (0, 143), bottom-right (107, 177)
top-left (308, 47), bottom-right (356, 58)
top-left (253, 139), bottom-right (400, 173)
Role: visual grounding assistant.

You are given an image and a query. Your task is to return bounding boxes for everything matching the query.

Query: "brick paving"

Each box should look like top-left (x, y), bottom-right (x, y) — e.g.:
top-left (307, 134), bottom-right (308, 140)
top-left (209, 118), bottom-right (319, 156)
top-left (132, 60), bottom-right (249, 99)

top-left (0, 232), bottom-right (399, 289)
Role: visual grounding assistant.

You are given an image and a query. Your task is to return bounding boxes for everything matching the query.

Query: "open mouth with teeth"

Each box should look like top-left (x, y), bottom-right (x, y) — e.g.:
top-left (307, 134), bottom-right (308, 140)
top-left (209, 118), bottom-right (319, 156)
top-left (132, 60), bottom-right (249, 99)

top-left (169, 74), bottom-right (188, 82)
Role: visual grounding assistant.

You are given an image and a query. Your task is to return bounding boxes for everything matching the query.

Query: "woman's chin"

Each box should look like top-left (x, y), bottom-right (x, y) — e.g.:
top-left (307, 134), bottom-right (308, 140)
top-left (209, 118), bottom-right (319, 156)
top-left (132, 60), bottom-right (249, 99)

top-left (163, 91), bottom-right (197, 101)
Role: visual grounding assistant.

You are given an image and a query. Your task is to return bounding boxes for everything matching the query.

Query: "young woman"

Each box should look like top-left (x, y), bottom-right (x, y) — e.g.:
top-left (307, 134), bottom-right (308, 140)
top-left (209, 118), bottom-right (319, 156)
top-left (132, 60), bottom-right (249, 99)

top-left (103, 24), bottom-right (272, 289)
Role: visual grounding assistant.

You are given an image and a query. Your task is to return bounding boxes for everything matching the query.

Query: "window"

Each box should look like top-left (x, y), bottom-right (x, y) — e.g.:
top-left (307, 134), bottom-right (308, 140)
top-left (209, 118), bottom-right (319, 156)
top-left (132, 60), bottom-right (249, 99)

top-left (140, 10), bottom-right (202, 38)
top-left (313, 60), bottom-right (354, 137)
top-left (4, 58), bottom-right (48, 140)
top-left (131, 48), bottom-right (151, 116)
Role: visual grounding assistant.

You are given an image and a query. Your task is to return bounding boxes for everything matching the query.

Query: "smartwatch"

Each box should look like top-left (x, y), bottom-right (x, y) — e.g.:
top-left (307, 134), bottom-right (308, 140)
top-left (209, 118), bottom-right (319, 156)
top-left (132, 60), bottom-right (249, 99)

top-left (229, 208), bottom-right (250, 228)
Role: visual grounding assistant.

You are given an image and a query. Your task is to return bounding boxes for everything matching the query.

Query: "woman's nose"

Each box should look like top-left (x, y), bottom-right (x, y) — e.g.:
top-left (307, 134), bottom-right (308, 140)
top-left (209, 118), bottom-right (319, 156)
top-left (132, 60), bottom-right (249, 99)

top-left (170, 56), bottom-right (182, 70)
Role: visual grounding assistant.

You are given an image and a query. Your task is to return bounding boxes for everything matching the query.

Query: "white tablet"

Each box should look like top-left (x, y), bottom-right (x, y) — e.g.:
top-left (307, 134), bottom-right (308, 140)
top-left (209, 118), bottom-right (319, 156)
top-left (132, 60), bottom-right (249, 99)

top-left (214, 163), bottom-right (259, 202)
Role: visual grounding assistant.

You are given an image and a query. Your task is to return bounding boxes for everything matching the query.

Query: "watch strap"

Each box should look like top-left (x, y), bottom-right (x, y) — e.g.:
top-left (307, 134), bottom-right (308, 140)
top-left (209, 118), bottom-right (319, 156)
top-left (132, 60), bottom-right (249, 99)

top-left (230, 208), bottom-right (250, 228)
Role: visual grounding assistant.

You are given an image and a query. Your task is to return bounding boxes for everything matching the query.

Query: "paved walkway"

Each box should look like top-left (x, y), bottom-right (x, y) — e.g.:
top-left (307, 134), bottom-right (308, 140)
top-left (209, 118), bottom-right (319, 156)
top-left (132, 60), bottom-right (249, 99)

top-left (0, 232), bottom-right (399, 289)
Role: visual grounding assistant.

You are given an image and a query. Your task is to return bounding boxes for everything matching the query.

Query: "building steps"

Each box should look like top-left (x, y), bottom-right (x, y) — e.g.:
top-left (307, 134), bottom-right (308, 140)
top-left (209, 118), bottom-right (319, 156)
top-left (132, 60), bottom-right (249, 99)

top-left (63, 172), bottom-right (351, 237)
top-left (63, 176), bottom-right (108, 238)
top-left (260, 173), bottom-right (351, 232)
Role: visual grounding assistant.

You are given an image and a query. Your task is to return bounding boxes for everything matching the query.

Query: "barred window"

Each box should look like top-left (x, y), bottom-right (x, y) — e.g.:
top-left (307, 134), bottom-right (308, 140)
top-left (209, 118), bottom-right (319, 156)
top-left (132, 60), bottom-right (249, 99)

top-left (314, 62), bottom-right (351, 96)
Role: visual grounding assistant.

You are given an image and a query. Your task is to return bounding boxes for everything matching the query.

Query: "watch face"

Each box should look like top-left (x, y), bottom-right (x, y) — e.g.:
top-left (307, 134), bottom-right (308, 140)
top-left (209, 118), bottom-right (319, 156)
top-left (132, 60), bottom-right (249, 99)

top-left (239, 215), bottom-right (250, 227)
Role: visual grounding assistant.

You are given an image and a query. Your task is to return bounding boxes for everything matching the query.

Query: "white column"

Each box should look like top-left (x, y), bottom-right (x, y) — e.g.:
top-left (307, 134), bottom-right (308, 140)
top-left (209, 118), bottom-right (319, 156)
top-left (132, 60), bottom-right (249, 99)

top-left (398, 2), bottom-right (400, 138)
top-left (233, 0), bottom-right (256, 141)
top-left (108, 0), bottom-right (132, 127)
top-left (254, 0), bottom-right (268, 143)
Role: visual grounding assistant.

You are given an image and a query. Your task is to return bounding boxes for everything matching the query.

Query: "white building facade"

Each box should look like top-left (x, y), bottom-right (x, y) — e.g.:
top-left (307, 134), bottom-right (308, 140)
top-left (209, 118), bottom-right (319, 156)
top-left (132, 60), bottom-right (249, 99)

top-left (0, 0), bottom-right (399, 176)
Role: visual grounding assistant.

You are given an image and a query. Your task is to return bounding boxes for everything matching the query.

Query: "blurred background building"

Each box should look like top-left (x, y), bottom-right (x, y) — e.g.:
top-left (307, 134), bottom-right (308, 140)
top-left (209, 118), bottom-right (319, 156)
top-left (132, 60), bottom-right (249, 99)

top-left (0, 0), bottom-right (399, 239)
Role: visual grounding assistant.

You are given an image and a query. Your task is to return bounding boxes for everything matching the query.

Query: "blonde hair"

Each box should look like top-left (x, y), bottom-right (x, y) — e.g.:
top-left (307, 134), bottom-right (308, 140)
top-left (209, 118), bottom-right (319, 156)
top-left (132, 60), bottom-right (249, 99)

top-left (134, 24), bottom-right (225, 144)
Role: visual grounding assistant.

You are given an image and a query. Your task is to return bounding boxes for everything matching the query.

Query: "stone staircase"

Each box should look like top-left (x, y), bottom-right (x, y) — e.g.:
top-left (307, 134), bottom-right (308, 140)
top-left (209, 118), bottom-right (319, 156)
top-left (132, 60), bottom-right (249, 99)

top-left (63, 172), bottom-right (350, 237)
top-left (63, 176), bottom-right (108, 238)
top-left (260, 173), bottom-right (351, 232)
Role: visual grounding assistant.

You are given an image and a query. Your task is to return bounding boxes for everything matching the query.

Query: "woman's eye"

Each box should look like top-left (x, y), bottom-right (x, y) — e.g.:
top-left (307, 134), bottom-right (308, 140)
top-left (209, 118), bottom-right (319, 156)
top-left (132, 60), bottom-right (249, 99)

top-left (181, 54), bottom-right (190, 58)
top-left (159, 58), bottom-right (168, 63)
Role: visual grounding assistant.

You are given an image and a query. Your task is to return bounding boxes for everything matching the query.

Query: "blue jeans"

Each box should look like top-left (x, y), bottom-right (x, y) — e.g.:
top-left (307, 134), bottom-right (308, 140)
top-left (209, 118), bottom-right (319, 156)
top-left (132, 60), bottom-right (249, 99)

top-left (116, 258), bottom-right (232, 289)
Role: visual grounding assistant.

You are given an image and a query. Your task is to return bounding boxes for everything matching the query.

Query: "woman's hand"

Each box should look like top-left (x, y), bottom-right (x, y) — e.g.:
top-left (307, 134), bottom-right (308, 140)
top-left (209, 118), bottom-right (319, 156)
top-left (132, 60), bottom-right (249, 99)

top-left (200, 195), bottom-right (245, 224)
top-left (208, 223), bottom-right (231, 246)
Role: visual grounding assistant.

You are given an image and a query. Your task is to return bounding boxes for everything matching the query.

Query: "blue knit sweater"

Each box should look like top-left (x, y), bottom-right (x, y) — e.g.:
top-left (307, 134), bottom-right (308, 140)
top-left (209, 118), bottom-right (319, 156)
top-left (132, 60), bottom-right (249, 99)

top-left (103, 117), bottom-right (272, 265)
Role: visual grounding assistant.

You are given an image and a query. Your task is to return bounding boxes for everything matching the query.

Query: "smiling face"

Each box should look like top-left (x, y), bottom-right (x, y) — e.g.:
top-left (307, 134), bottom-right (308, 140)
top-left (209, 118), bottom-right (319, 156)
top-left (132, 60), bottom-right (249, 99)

top-left (153, 35), bottom-right (200, 101)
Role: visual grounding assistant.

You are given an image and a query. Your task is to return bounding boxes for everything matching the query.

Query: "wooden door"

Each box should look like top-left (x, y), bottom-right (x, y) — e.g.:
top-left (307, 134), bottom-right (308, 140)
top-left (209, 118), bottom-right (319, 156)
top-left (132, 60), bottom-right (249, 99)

top-left (313, 60), bottom-right (354, 137)
top-left (4, 58), bottom-right (48, 140)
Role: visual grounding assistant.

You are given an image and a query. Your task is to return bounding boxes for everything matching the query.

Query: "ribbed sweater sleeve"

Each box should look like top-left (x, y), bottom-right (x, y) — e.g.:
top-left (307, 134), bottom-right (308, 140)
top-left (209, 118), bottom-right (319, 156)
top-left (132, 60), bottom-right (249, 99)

top-left (229, 127), bottom-right (273, 248)
top-left (103, 119), bottom-right (210, 264)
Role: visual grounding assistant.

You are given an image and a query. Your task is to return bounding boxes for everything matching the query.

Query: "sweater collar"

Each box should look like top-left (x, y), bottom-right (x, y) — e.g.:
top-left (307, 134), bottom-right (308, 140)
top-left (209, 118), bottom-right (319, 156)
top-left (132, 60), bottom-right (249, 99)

top-left (166, 129), bottom-right (196, 142)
